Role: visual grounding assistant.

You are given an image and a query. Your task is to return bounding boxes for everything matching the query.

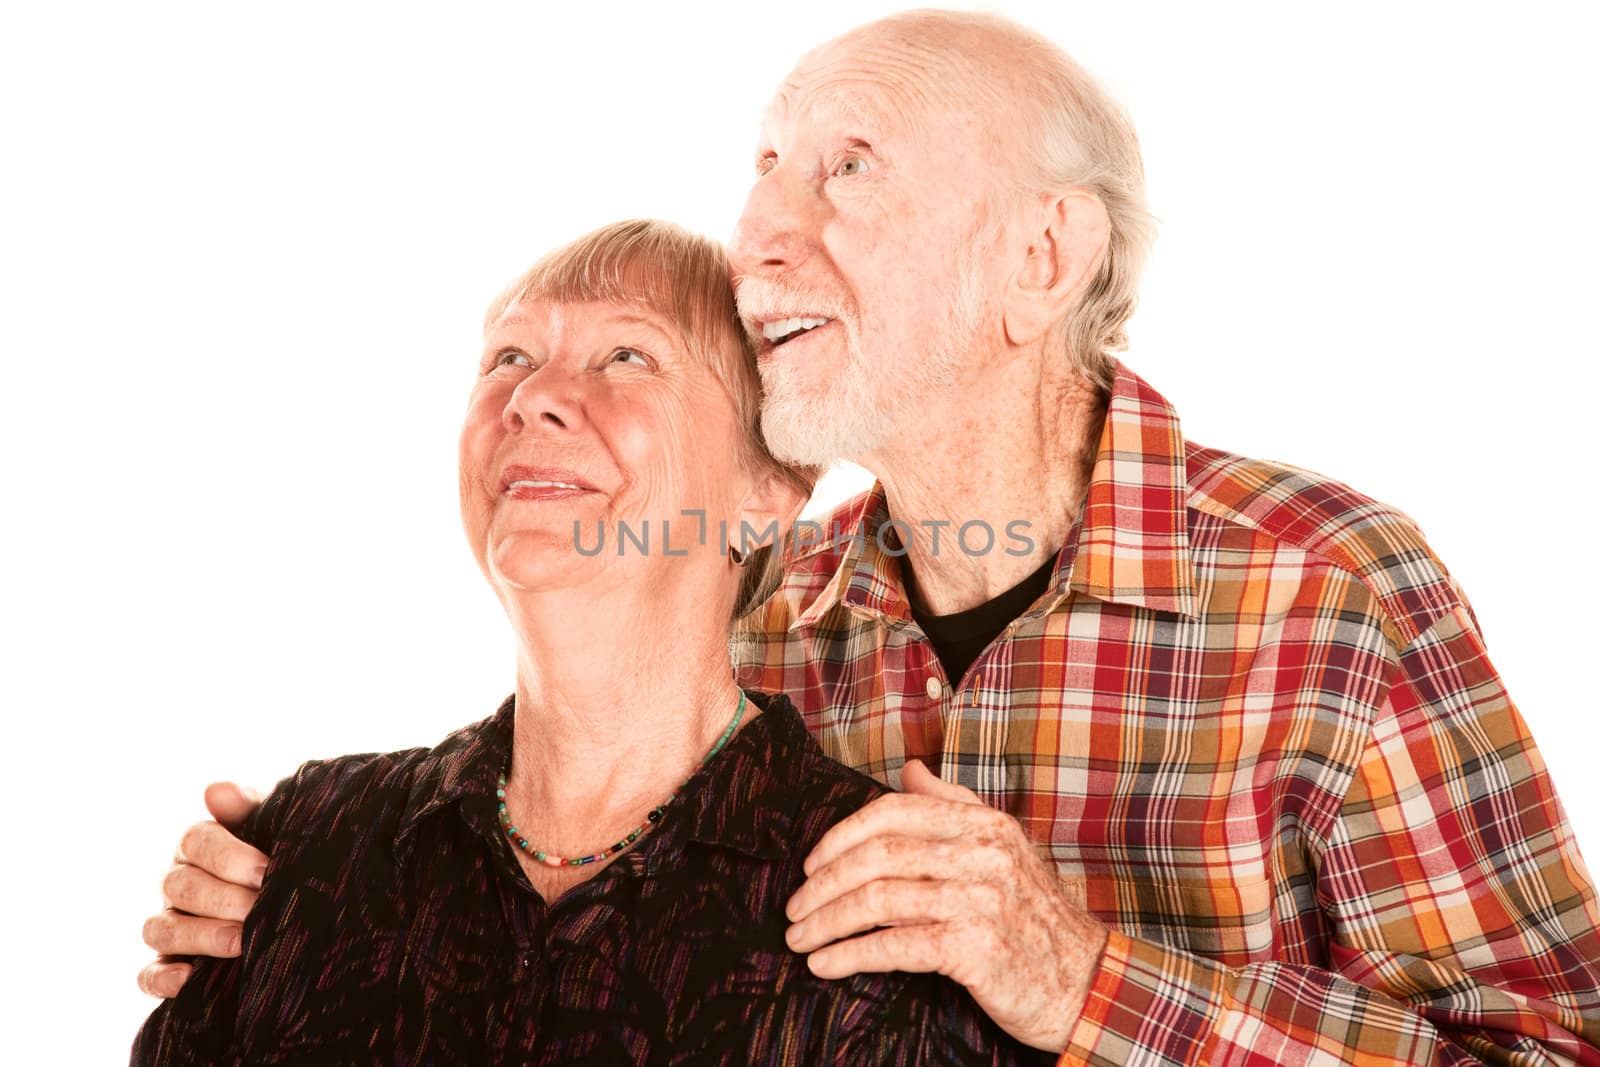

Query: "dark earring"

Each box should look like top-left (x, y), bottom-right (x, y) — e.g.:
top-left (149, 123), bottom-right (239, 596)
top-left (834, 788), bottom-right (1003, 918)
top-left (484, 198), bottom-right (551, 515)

top-left (728, 545), bottom-right (746, 567)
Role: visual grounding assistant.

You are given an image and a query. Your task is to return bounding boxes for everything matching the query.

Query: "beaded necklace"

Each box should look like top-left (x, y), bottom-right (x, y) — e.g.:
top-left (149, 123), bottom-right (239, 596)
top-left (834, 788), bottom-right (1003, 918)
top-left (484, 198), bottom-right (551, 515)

top-left (497, 690), bottom-right (747, 868)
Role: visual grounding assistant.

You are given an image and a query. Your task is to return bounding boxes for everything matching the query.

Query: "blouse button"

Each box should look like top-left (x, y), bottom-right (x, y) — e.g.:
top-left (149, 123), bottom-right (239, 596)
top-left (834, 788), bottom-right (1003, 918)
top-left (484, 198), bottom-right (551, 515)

top-left (925, 676), bottom-right (942, 700)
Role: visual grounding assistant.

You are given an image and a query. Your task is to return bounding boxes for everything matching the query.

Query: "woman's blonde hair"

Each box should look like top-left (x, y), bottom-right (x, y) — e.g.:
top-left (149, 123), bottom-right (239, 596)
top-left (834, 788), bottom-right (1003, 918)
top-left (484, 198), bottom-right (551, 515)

top-left (485, 219), bottom-right (816, 618)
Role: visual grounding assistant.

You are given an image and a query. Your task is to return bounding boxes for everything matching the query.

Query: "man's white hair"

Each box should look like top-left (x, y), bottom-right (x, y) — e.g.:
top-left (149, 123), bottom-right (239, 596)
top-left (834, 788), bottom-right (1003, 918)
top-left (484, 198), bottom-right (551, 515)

top-left (842, 10), bottom-right (1157, 388)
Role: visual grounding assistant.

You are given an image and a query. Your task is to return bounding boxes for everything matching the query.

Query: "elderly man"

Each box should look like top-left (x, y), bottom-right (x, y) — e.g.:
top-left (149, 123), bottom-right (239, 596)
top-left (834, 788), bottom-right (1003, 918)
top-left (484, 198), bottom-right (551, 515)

top-left (142, 10), bottom-right (1600, 1063)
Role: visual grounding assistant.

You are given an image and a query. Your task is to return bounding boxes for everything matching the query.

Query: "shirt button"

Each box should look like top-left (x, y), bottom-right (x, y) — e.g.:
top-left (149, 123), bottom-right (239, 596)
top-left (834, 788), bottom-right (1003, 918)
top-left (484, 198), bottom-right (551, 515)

top-left (925, 676), bottom-right (943, 700)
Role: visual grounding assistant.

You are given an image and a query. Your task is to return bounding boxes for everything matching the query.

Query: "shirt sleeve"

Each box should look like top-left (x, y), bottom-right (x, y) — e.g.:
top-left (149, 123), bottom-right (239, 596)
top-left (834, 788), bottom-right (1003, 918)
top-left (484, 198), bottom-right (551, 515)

top-left (1058, 605), bottom-right (1600, 1066)
top-left (129, 765), bottom-right (310, 1066)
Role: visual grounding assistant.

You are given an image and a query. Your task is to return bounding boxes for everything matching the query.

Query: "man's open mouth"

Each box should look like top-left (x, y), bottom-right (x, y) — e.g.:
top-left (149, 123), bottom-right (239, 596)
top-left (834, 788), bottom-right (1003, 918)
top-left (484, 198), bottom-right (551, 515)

top-left (761, 316), bottom-right (832, 347)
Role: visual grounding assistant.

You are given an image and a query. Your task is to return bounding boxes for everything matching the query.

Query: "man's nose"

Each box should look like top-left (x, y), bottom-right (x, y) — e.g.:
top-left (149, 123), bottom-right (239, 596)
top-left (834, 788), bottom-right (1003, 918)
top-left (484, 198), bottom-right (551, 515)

top-left (728, 164), bottom-right (819, 278)
top-left (502, 364), bottom-right (583, 435)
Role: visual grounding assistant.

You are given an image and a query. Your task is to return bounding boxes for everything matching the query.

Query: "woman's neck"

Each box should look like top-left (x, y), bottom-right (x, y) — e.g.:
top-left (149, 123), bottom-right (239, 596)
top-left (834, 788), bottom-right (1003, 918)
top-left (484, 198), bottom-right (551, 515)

top-left (495, 575), bottom-right (750, 896)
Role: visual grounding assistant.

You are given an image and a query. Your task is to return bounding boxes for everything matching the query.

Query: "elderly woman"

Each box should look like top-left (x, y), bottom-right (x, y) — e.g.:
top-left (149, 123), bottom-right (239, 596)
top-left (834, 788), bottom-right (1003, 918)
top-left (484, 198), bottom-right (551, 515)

top-left (132, 221), bottom-right (1042, 1065)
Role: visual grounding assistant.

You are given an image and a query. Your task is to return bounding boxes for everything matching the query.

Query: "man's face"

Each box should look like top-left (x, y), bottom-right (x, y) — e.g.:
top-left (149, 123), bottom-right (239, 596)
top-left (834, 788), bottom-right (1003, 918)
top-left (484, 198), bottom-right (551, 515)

top-left (728, 42), bottom-right (1008, 466)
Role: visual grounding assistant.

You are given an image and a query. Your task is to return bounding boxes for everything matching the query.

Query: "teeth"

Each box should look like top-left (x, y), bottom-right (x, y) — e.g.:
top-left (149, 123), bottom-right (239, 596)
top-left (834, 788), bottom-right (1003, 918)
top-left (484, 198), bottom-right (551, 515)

top-left (509, 480), bottom-right (581, 490)
top-left (761, 316), bottom-right (831, 342)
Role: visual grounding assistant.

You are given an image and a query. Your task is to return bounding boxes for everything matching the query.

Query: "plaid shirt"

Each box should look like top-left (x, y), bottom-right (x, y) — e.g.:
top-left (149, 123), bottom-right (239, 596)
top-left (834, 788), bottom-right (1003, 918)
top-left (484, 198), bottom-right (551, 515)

top-left (732, 363), bottom-right (1600, 1065)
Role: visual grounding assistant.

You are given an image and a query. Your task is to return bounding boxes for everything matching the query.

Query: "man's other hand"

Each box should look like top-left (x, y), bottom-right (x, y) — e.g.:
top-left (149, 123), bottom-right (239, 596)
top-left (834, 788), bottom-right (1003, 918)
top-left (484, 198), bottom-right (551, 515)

top-left (785, 760), bottom-right (1109, 1053)
top-left (137, 782), bottom-right (267, 999)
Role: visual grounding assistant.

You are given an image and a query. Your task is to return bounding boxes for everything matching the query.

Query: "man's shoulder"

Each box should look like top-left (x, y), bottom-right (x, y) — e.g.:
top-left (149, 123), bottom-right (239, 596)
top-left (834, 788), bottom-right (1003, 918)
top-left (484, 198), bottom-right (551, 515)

top-left (1184, 442), bottom-right (1463, 642)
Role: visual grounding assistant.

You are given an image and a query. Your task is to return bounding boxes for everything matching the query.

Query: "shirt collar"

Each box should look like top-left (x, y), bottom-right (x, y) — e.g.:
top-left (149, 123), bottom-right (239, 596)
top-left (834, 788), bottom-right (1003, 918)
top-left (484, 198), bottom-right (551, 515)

top-left (790, 361), bottom-right (1198, 626)
top-left (392, 690), bottom-right (818, 867)
top-left (799, 489), bottom-right (913, 628)
top-left (1067, 362), bottom-right (1198, 617)
top-left (641, 690), bottom-right (816, 871)
top-left (393, 695), bottom-right (514, 861)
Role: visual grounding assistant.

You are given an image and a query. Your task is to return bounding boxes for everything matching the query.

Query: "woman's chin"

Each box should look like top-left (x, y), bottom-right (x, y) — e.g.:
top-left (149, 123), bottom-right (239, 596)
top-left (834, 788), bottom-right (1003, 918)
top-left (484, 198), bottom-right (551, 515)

top-left (487, 531), bottom-right (596, 592)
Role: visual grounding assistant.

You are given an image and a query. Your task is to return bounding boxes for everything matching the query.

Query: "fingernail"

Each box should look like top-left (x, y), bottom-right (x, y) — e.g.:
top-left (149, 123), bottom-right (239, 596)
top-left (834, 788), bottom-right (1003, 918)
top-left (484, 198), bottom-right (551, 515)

top-left (162, 965), bottom-right (191, 999)
top-left (250, 860), bottom-right (267, 888)
top-left (785, 923), bottom-right (806, 949)
top-left (221, 925), bottom-right (242, 956)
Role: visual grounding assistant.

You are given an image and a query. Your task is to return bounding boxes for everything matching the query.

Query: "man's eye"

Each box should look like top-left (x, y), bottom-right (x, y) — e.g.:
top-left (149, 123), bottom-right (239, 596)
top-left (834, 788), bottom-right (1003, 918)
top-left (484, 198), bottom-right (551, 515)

top-left (833, 155), bottom-right (868, 177)
top-left (494, 349), bottom-right (532, 369)
top-left (755, 155), bottom-right (777, 177)
top-left (610, 348), bottom-right (650, 367)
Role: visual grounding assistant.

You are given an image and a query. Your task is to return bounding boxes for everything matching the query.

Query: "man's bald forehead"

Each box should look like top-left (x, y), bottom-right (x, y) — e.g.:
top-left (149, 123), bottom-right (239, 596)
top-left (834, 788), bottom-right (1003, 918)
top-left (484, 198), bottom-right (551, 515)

top-left (764, 47), bottom-right (943, 130)
top-left (762, 10), bottom-right (1045, 142)
top-left (765, 83), bottom-right (888, 129)
top-left (799, 9), bottom-right (1048, 101)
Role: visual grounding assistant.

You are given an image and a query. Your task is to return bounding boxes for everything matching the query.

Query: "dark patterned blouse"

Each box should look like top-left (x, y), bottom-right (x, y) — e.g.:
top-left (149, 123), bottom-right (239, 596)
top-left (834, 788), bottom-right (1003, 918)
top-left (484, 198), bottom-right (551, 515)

top-left (132, 691), bottom-right (1051, 1065)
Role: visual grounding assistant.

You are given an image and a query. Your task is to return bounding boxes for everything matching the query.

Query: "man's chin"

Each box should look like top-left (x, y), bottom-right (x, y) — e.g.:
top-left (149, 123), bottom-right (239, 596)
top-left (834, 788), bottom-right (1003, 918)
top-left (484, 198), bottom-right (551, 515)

top-left (766, 432), bottom-right (841, 468)
top-left (761, 394), bottom-right (884, 468)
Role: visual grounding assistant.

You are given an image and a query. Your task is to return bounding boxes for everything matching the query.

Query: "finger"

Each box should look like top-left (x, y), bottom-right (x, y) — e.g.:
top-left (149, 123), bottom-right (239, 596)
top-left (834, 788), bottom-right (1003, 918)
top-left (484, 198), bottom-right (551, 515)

top-left (900, 759), bottom-right (982, 805)
top-left (802, 792), bottom-right (982, 876)
top-left (203, 781), bottom-right (264, 833)
top-left (137, 958), bottom-right (194, 999)
top-left (806, 923), bottom-right (957, 981)
top-left (143, 908), bottom-right (243, 958)
top-left (162, 863), bottom-right (258, 922)
top-left (788, 834), bottom-right (996, 921)
top-left (789, 877), bottom-right (989, 952)
top-left (175, 820), bottom-right (268, 890)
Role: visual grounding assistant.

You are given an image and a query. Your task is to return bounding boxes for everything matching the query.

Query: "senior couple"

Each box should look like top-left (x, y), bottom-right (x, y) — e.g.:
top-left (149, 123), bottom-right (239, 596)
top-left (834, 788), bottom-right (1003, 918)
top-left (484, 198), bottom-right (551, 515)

top-left (137, 10), bottom-right (1600, 1066)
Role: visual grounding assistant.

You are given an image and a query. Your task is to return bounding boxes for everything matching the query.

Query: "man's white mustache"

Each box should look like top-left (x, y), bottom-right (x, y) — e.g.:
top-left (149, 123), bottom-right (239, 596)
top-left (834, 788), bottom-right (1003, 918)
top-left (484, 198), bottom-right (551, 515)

top-left (734, 278), bottom-right (855, 342)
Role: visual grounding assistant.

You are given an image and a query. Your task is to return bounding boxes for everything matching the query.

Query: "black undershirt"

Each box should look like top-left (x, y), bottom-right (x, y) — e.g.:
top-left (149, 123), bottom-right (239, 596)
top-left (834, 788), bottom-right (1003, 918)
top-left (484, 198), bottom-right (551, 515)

top-left (902, 553), bottom-right (1059, 687)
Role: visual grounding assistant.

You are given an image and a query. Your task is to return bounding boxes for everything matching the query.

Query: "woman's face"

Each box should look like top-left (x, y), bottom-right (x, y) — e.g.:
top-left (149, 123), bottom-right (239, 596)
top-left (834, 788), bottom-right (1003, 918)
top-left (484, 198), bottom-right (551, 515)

top-left (460, 298), bottom-right (755, 599)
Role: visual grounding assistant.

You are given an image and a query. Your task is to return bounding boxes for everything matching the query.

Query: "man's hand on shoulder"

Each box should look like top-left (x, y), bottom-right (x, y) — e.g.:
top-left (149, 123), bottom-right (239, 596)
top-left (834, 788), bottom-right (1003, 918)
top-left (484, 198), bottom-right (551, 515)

top-left (137, 782), bottom-right (268, 999)
top-left (785, 760), bottom-right (1108, 1053)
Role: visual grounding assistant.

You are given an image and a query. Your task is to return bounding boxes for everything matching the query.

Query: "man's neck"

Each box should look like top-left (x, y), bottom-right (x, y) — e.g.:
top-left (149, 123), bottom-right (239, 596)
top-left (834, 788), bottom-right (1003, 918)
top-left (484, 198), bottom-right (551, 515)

top-left (864, 356), bottom-right (1107, 616)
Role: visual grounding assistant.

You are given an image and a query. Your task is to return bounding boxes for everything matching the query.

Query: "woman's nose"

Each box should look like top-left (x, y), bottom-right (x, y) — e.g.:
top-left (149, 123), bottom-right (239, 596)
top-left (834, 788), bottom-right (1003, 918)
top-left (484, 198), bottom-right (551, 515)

top-left (502, 365), bottom-right (583, 434)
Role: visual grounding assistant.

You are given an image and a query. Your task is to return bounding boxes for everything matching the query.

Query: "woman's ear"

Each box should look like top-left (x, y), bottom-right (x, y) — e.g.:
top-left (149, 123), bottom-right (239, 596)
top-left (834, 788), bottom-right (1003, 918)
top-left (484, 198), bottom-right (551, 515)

top-left (732, 467), bottom-right (808, 558)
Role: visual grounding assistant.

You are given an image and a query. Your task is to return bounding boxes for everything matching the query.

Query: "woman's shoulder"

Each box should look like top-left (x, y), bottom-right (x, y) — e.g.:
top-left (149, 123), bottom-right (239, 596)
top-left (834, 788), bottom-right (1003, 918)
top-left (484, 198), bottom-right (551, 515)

top-left (789, 750), bottom-right (890, 845)
top-left (745, 690), bottom-right (891, 836)
top-left (242, 749), bottom-right (417, 849)
top-left (826, 969), bottom-right (1054, 1066)
top-left (729, 692), bottom-right (888, 859)
top-left (242, 710), bottom-right (505, 856)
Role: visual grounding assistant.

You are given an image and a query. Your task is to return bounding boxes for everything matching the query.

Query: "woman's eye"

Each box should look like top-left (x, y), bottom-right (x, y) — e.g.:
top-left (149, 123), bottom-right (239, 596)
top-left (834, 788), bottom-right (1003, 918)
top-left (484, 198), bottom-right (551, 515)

top-left (610, 348), bottom-right (650, 367)
top-left (755, 155), bottom-right (777, 177)
top-left (833, 155), bottom-right (868, 177)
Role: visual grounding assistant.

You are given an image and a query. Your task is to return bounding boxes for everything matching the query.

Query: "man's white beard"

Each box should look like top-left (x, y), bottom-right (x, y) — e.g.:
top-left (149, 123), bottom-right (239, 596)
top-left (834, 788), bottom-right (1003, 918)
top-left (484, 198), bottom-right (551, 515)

top-left (758, 321), bottom-right (887, 466)
top-left (759, 253), bottom-right (986, 468)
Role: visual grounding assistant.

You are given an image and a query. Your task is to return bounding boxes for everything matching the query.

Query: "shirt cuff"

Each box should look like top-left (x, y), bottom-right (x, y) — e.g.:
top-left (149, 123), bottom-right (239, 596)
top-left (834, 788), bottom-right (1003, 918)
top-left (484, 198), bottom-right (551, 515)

top-left (1058, 930), bottom-right (1229, 1067)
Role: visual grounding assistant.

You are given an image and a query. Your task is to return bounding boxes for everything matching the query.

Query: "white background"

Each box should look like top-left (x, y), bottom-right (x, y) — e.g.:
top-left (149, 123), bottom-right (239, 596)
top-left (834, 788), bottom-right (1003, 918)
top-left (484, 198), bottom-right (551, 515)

top-left (3, 1), bottom-right (1597, 1061)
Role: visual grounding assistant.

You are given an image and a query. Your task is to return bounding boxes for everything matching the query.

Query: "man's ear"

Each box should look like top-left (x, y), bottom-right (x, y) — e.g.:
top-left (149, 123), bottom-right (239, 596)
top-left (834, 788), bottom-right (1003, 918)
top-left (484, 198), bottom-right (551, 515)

top-left (1002, 190), bottom-right (1111, 347)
